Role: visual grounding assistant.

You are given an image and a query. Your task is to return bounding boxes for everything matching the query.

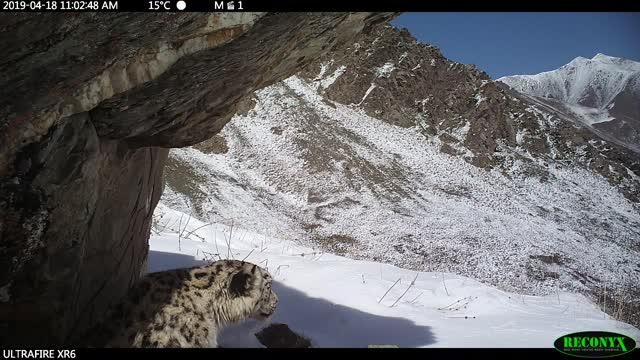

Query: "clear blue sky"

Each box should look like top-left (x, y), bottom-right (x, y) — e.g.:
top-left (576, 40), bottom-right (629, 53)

top-left (392, 13), bottom-right (640, 79)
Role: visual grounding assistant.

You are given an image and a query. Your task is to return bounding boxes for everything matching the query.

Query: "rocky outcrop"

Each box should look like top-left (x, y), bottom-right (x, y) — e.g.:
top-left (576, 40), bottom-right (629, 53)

top-left (0, 12), bottom-right (395, 346)
top-left (255, 323), bottom-right (312, 348)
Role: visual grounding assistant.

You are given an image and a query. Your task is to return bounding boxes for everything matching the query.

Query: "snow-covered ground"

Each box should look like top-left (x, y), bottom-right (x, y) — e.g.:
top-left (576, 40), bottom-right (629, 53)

top-left (148, 203), bottom-right (640, 348)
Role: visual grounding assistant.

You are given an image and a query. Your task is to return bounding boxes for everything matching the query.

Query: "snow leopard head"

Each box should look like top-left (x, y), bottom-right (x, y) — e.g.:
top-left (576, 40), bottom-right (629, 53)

top-left (227, 261), bottom-right (278, 320)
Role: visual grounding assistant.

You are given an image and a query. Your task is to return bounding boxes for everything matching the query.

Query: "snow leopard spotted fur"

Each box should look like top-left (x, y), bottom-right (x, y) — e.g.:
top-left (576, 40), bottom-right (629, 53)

top-left (81, 260), bottom-right (278, 347)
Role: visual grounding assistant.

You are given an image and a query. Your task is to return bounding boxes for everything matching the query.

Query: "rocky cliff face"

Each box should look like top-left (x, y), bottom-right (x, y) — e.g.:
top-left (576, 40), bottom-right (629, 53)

top-left (300, 26), bottom-right (640, 202)
top-left (0, 12), bottom-right (394, 346)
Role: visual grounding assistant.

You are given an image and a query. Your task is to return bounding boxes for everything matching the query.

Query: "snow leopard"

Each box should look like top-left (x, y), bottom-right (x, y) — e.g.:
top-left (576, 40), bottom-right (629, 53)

top-left (80, 260), bottom-right (278, 348)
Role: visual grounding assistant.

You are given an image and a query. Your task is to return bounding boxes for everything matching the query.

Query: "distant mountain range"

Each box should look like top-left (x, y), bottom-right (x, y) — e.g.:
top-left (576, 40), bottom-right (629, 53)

top-left (498, 54), bottom-right (640, 152)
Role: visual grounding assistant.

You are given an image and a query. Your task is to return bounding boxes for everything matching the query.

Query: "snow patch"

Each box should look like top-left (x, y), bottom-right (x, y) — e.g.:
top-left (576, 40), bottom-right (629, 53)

top-left (398, 52), bottom-right (408, 64)
top-left (565, 103), bottom-right (615, 125)
top-left (358, 83), bottom-right (377, 105)
top-left (320, 66), bottom-right (347, 90)
top-left (375, 62), bottom-right (396, 78)
top-left (474, 93), bottom-right (487, 105)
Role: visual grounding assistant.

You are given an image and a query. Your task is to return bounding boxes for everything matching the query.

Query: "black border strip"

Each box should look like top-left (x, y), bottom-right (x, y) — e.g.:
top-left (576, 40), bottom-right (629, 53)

top-left (67, 347), bottom-right (588, 360)
top-left (6, 346), bottom-right (639, 360)
top-left (1, 0), bottom-right (640, 12)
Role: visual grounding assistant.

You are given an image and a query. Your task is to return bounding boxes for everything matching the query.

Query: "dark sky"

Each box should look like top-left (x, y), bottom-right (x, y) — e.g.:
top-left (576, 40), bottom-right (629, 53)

top-left (392, 12), bottom-right (640, 79)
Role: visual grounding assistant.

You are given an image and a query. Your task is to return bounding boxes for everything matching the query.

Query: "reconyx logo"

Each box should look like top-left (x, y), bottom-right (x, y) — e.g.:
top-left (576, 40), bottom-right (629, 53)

top-left (554, 331), bottom-right (636, 358)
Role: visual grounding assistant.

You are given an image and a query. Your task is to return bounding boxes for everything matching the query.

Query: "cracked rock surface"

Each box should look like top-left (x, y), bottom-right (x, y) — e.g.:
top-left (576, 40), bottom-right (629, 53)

top-left (0, 12), bottom-right (396, 346)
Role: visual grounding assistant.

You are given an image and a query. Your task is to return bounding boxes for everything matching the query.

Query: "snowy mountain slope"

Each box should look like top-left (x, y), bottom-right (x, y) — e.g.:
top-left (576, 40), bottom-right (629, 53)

top-left (162, 25), bottom-right (640, 327)
top-left (148, 203), bottom-right (640, 348)
top-left (498, 54), bottom-right (640, 151)
top-left (162, 74), bottom-right (640, 323)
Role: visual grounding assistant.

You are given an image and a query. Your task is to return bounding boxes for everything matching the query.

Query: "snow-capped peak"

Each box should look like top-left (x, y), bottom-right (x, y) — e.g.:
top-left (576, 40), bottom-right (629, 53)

top-left (498, 54), bottom-right (640, 110)
top-left (591, 53), bottom-right (640, 70)
top-left (593, 53), bottom-right (615, 61)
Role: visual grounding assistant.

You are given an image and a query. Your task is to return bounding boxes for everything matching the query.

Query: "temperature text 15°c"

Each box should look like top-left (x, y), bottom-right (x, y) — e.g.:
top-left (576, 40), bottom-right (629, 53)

top-left (148, 1), bottom-right (245, 10)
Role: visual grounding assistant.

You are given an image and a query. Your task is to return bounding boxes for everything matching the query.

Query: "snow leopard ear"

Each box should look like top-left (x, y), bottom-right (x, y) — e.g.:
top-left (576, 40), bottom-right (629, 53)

top-left (229, 270), bottom-right (253, 297)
